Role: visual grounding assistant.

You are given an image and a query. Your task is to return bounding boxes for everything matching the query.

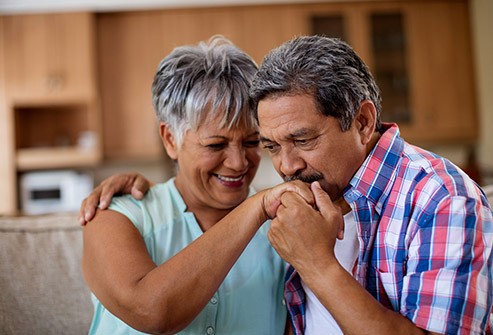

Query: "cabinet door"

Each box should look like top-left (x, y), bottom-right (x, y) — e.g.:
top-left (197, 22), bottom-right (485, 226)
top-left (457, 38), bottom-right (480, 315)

top-left (404, 0), bottom-right (477, 144)
top-left (0, 17), bottom-right (17, 215)
top-left (3, 12), bottom-right (96, 103)
top-left (234, 5), bottom-right (306, 64)
top-left (98, 6), bottom-right (308, 160)
top-left (97, 11), bottom-right (165, 160)
top-left (308, 0), bottom-right (477, 145)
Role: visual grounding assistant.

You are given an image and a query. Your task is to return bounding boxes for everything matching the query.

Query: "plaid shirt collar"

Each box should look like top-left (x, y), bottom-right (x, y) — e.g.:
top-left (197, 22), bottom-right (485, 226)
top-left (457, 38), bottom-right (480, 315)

top-left (343, 122), bottom-right (404, 215)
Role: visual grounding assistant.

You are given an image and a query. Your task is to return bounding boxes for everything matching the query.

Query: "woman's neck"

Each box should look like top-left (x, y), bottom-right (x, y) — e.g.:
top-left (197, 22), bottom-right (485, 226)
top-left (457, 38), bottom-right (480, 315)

top-left (173, 178), bottom-right (233, 232)
top-left (191, 207), bottom-right (231, 232)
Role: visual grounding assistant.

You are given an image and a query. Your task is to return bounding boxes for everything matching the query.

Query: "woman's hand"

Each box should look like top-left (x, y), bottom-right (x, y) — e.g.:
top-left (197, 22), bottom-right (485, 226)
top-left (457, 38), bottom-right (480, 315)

top-left (79, 173), bottom-right (153, 225)
top-left (260, 180), bottom-right (315, 220)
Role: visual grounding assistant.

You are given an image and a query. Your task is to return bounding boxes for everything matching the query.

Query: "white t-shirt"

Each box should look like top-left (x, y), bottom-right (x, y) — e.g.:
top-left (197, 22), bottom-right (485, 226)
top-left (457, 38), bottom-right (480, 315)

top-left (302, 212), bottom-right (359, 335)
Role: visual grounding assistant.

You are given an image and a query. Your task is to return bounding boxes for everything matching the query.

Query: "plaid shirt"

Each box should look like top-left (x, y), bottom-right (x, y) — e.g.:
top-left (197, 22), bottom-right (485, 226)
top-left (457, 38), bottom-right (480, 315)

top-left (285, 123), bottom-right (493, 334)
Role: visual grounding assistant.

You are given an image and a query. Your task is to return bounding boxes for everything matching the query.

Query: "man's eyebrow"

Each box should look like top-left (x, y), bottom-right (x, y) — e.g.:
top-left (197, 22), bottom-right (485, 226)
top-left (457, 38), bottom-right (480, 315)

top-left (260, 129), bottom-right (312, 143)
top-left (287, 128), bottom-right (310, 139)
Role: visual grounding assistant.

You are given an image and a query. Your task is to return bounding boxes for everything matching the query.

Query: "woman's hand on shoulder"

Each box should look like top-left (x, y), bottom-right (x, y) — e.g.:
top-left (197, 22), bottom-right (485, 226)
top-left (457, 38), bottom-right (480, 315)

top-left (79, 172), bottom-right (153, 225)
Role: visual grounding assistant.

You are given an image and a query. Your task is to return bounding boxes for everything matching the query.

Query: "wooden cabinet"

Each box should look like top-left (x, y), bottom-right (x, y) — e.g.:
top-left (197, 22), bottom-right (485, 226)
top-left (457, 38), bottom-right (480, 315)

top-left (97, 6), bottom-right (307, 160)
top-left (0, 17), bottom-right (16, 215)
top-left (3, 13), bottom-right (96, 103)
top-left (404, 1), bottom-right (476, 144)
top-left (304, 0), bottom-right (477, 145)
top-left (0, 12), bottom-right (101, 214)
top-left (0, 1), bottom-right (478, 214)
top-left (98, 0), bottom-right (476, 162)
top-left (97, 11), bottom-right (165, 160)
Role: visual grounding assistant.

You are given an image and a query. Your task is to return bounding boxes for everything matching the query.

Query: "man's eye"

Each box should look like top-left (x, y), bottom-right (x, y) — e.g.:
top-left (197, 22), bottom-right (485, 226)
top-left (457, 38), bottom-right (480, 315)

top-left (295, 139), bottom-right (311, 146)
top-left (263, 144), bottom-right (279, 153)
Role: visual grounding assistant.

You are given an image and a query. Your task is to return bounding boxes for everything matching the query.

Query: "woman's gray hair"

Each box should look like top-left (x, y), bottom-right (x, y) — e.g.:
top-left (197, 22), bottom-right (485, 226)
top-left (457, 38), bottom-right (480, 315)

top-left (152, 35), bottom-right (258, 146)
top-left (250, 35), bottom-right (382, 131)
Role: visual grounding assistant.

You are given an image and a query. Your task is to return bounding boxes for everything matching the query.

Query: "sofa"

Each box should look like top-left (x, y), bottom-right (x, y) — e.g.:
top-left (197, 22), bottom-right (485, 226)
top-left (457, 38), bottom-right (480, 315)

top-left (0, 212), bottom-right (93, 335)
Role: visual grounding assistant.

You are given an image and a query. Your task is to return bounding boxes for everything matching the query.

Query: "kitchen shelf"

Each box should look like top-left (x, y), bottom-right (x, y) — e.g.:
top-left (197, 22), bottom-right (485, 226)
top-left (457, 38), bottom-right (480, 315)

top-left (16, 147), bottom-right (101, 171)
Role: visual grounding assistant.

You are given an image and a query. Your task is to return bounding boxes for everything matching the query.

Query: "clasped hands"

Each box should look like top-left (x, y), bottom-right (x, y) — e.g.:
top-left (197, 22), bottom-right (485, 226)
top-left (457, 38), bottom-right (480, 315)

top-left (265, 181), bottom-right (346, 272)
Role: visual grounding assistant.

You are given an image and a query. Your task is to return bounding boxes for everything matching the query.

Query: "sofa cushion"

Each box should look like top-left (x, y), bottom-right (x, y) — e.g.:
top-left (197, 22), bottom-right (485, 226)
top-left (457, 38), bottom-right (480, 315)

top-left (0, 213), bottom-right (93, 335)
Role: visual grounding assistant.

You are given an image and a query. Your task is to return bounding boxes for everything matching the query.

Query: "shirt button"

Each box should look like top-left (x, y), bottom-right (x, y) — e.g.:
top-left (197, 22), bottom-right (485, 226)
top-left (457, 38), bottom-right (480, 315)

top-left (210, 297), bottom-right (218, 304)
top-left (206, 326), bottom-right (215, 335)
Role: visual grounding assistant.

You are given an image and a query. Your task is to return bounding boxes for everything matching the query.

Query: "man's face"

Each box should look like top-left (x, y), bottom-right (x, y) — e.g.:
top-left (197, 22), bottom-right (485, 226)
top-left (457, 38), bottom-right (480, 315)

top-left (258, 93), bottom-right (368, 201)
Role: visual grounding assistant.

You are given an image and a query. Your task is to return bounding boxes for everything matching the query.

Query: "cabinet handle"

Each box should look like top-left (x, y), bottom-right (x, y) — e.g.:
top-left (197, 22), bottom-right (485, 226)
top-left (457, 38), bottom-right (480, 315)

top-left (46, 74), bottom-right (65, 92)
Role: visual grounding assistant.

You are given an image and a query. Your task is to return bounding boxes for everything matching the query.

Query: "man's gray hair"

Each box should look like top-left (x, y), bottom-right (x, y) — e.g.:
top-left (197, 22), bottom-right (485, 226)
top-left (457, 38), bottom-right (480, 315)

top-left (250, 35), bottom-right (382, 131)
top-left (152, 35), bottom-right (258, 145)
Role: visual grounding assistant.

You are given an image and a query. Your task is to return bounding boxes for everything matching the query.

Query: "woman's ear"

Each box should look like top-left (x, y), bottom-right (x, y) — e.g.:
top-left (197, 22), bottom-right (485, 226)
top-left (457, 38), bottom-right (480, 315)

top-left (159, 123), bottom-right (178, 160)
top-left (354, 100), bottom-right (377, 145)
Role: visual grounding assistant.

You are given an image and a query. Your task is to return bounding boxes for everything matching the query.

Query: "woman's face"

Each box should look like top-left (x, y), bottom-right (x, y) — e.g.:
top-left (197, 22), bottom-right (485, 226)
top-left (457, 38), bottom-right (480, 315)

top-left (170, 114), bottom-right (261, 213)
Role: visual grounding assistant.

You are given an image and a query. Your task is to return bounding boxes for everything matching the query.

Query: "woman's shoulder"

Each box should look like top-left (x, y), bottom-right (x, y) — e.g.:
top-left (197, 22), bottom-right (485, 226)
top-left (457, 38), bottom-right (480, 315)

top-left (107, 179), bottom-right (183, 234)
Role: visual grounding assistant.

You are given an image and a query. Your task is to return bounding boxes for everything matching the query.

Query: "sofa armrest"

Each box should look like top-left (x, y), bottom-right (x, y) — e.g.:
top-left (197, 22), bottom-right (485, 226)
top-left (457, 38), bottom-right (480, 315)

top-left (0, 213), bottom-right (93, 334)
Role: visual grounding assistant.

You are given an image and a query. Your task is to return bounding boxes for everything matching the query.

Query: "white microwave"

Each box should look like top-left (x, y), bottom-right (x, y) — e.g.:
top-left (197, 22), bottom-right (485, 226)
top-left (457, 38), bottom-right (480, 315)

top-left (20, 170), bottom-right (93, 215)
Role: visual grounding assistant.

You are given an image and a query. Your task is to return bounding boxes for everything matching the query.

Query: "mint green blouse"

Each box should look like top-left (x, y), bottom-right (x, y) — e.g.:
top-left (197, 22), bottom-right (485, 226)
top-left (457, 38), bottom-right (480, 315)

top-left (89, 178), bottom-right (287, 335)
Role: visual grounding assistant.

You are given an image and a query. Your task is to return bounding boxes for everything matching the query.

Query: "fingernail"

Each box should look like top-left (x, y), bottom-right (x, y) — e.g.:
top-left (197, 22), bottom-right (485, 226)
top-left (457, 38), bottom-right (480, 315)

top-left (99, 200), bottom-right (108, 208)
top-left (78, 217), bottom-right (85, 226)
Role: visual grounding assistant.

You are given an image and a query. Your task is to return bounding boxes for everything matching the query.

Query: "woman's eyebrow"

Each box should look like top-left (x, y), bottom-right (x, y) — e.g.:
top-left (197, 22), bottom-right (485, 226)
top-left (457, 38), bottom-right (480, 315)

top-left (205, 131), bottom-right (259, 140)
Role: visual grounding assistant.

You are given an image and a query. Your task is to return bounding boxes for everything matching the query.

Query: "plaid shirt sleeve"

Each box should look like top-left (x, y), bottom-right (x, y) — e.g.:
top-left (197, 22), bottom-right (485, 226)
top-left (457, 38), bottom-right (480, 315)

top-left (401, 188), bottom-right (493, 334)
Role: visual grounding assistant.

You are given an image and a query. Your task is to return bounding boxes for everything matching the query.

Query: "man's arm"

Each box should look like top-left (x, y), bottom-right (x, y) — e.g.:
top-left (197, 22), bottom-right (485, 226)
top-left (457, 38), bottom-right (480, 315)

top-left (79, 172), bottom-right (152, 225)
top-left (268, 182), bottom-right (442, 335)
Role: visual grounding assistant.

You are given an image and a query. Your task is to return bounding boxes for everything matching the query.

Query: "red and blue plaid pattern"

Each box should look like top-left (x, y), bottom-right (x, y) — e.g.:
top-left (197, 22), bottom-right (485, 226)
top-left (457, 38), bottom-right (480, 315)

top-left (285, 123), bottom-right (493, 334)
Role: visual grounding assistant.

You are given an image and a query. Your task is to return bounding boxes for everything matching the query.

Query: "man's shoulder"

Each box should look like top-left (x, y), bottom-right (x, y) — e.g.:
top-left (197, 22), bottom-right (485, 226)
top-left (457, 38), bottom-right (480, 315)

top-left (393, 142), bottom-right (484, 207)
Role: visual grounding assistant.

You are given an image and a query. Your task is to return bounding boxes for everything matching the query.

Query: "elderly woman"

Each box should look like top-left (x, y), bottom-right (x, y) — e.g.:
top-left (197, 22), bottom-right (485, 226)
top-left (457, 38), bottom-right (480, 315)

top-left (82, 36), bottom-right (311, 334)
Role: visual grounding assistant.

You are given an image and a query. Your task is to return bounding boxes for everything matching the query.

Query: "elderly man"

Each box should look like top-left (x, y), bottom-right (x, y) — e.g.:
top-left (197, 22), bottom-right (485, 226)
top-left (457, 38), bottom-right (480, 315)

top-left (81, 36), bottom-right (493, 334)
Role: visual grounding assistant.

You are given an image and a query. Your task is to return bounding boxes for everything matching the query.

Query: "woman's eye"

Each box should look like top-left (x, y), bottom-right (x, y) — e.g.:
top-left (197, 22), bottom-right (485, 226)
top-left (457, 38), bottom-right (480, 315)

top-left (244, 140), bottom-right (260, 148)
top-left (207, 143), bottom-right (226, 150)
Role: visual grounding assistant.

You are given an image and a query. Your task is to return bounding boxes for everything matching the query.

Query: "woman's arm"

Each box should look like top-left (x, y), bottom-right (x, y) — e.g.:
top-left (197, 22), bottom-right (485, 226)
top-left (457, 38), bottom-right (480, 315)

top-left (82, 180), bottom-right (313, 334)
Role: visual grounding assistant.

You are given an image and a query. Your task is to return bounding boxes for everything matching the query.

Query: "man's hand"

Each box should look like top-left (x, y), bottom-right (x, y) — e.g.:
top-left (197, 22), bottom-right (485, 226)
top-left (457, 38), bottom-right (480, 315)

top-left (268, 181), bottom-right (345, 269)
top-left (78, 173), bottom-right (152, 225)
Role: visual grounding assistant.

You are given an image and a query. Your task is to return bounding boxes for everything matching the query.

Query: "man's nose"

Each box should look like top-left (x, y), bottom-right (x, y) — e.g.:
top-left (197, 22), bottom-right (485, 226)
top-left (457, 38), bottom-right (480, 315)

top-left (279, 148), bottom-right (305, 178)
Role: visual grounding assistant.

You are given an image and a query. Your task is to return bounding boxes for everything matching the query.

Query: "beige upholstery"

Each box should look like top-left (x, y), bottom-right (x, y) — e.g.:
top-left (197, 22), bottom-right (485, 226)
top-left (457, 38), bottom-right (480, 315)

top-left (0, 213), bottom-right (93, 335)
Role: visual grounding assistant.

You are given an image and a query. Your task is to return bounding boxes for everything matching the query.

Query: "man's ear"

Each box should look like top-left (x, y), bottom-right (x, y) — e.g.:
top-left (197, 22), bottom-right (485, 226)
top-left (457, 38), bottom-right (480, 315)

top-left (354, 100), bottom-right (377, 145)
top-left (159, 123), bottom-right (178, 160)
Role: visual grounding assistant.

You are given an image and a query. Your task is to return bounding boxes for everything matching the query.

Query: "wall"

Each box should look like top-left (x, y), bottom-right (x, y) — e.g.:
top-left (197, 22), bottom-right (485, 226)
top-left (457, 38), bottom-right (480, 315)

top-left (471, 0), bottom-right (493, 185)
